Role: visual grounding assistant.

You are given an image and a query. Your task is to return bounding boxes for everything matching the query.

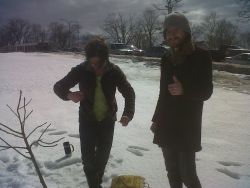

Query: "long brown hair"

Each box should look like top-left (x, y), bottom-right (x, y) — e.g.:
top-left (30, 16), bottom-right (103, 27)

top-left (84, 37), bottom-right (109, 64)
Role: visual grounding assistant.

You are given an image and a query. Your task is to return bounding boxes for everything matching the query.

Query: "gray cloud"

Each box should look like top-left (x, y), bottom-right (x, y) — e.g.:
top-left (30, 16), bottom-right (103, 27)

top-left (181, 0), bottom-right (249, 31)
top-left (0, 0), bottom-right (248, 33)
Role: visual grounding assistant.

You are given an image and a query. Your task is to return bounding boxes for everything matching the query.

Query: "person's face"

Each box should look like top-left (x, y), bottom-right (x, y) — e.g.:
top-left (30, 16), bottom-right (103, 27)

top-left (89, 57), bottom-right (105, 75)
top-left (165, 26), bottom-right (186, 48)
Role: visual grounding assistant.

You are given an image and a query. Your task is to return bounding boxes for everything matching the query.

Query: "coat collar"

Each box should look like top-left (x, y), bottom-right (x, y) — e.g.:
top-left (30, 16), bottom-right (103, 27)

top-left (83, 60), bottom-right (113, 74)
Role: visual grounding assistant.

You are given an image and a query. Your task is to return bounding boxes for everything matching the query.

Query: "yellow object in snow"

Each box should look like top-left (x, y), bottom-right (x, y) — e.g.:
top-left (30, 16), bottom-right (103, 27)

top-left (111, 175), bottom-right (147, 188)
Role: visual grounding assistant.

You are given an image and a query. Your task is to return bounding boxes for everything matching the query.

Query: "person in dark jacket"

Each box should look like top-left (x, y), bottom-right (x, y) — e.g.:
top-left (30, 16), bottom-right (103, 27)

top-left (151, 12), bottom-right (213, 188)
top-left (54, 37), bottom-right (135, 188)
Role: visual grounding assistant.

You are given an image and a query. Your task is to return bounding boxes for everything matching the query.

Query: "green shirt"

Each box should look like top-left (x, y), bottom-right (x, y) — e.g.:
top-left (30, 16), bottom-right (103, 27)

top-left (93, 76), bottom-right (109, 121)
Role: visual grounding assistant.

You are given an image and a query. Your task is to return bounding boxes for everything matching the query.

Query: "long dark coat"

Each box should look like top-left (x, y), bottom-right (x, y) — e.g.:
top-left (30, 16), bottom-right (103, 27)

top-left (152, 46), bottom-right (213, 152)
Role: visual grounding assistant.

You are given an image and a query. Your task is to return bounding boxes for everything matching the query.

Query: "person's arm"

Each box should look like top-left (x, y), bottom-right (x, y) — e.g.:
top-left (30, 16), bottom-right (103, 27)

top-left (181, 51), bottom-right (213, 101)
top-left (53, 64), bottom-right (82, 101)
top-left (116, 66), bottom-right (135, 122)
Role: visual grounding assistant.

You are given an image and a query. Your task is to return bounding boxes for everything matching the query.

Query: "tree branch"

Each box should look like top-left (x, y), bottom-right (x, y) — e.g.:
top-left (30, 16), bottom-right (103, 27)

top-left (30, 123), bottom-right (52, 148)
top-left (16, 91), bottom-right (25, 129)
top-left (0, 128), bottom-right (23, 138)
top-left (0, 122), bottom-right (22, 135)
top-left (19, 98), bottom-right (32, 109)
top-left (6, 104), bottom-right (18, 118)
top-left (39, 137), bottom-right (65, 145)
top-left (0, 137), bottom-right (30, 159)
top-left (153, 3), bottom-right (167, 11)
top-left (27, 122), bottom-right (47, 139)
top-left (25, 110), bottom-right (33, 121)
top-left (0, 90), bottom-right (51, 187)
top-left (22, 97), bottom-right (27, 126)
top-left (38, 123), bottom-right (51, 141)
top-left (0, 145), bottom-right (27, 150)
top-left (30, 141), bottom-right (38, 148)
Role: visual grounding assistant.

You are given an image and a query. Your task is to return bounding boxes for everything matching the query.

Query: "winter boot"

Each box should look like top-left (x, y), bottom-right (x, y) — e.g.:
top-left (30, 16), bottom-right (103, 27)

top-left (84, 168), bottom-right (99, 188)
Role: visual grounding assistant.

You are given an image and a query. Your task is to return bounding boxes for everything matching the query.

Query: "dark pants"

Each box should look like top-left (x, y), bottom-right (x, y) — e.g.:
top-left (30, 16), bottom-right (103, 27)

top-left (162, 147), bottom-right (202, 188)
top-left (79, 117), bottom-right (115, 188)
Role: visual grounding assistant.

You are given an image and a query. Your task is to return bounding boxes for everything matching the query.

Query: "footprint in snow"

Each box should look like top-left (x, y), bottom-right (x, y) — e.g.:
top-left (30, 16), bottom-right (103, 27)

top-left (0, 155), bottom-right (10, 163)
top-left (108, 157), bottom-right (123, 169)
top-left (218, 161), bottom-right (242, 167)
top-left (40, 128), bottom-right (57, 133)
top-left (216, 168), bottom-right (241, 180)
top-left (110, 163), bottom-right (117, 168)
top-left (68, 134), bottom-right (80, 138)
top-left (107, 154), bottom-right (123, 171)
top-left (128, 145), bottom-right (150, 151)
top-left (6, 163), bottom-right (19, 172)
top-left (48, 131), bottom-right (68, 136)
top-left (44, 157), bottom-right (82, 170)
top-left (126, 145), bottom-right (150, 157)
top-left (115, 158), bottom-right (123, 164)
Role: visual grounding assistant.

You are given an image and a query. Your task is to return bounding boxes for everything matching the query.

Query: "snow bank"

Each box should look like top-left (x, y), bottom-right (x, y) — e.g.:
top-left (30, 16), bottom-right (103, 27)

top-left (0, 52), bottom-right (249, 188)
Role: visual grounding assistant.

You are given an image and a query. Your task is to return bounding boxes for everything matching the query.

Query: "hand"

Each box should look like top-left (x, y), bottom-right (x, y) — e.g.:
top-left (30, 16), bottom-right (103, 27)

top-left (150, 122), bottom-right (158, 133)
top-left (168, 76), bottom-right (184, 96)
top-left (67, 91), bottom-right (84, 103)
top-left (119, 116), bottom-right (130, 127)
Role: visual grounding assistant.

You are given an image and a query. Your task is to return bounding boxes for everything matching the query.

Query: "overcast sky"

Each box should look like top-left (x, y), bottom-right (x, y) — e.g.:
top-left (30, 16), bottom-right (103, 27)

top-left (0, 0), bottom-right (249, 33)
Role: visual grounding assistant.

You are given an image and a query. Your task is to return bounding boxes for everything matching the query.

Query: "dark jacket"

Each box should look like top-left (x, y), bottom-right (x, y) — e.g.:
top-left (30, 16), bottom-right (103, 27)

top-left (54, 61), bottom-right (135, 123)
top-left (152, 46), bottom-right (213, 152)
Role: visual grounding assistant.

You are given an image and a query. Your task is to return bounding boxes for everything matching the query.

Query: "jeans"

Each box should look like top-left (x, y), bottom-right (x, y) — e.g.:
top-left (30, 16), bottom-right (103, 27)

top-left (79, 117), bottom-right (115, 188)
top-left (162, 147), bottom-right (202, 188)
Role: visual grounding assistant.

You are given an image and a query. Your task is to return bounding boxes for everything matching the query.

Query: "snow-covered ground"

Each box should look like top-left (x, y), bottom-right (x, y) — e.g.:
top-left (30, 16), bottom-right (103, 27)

top-left (0, 52), bottom-right (249, 188)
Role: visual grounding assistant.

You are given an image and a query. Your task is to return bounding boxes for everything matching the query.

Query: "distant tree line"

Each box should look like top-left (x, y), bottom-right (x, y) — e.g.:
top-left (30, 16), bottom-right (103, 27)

top-left (191, 12), bottom-right (250, 49)
top-left (102, 10), bottom-right (250, 50)
top-left (102, 9), bottom-right (161, 50)
top-left (0, 0), bottom-right (249, 51)
top-left (0, 18), bottom-right (84, 50)
top-left (101, 0), bottom-right (250, 50)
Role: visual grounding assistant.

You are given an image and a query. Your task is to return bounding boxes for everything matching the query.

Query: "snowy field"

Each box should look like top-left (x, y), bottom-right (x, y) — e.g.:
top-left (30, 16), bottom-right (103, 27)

top-left (0, 52), bottom-right (250, 188)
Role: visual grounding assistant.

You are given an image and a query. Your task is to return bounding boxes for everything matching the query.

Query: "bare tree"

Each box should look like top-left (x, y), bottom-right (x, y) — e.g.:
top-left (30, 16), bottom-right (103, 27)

top-left (48, 22), bottom-right (68, 49)
top-left (29, 24), bottom-right (46, 43)
top-left (118, 14), bottom-right (136, 44)
top-left (0, 26), bottom-right (9, 47)
top-left (201, 12), bottom-right (219, 48)
top-left (60, 19), bottom-right (80, 48)
top-left (198, 12), bottom-right (239, 48)
top-left (141, 9), bottom-right (160, 48)
top-left (214, 19), bottom-right (238, 48)
top-left (131, 20), bottom-right (147, 49)
top-left (102, 13), bottom-right (136, 44)
top-left (153, 0), bottom-right (183, 14)
top-left (2, 18), bottom-right (31, 45)
top-left (102, 13), bottom-right (120, 43)
top-left (70, 23), bottom-right (81, 47)
top-left (190, 23), bottom-right (203, 42)
top-left (0, 91), bottom-right (64, 188)
top-left (0, 20), bottom-right (48, 49)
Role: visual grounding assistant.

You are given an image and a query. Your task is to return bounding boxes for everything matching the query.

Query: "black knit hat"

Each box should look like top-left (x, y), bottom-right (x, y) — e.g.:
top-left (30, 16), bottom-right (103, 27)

top-left (163, 12), bottom-right (191, 39)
